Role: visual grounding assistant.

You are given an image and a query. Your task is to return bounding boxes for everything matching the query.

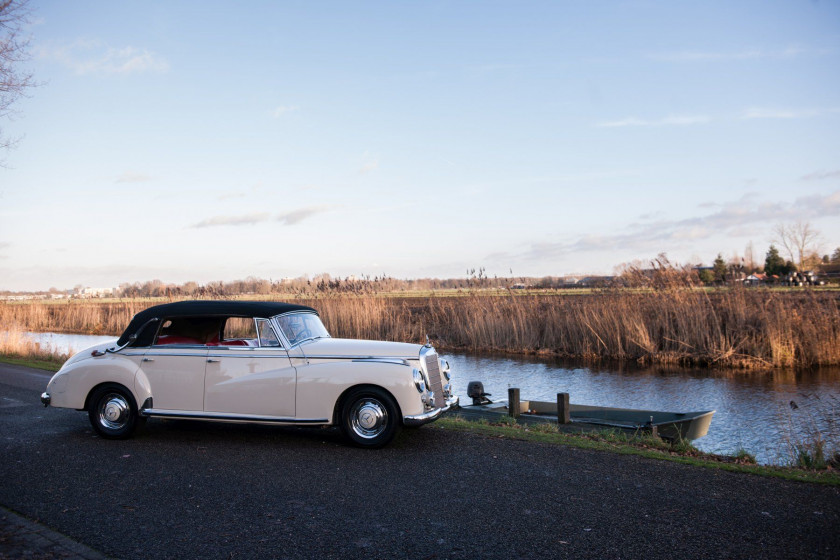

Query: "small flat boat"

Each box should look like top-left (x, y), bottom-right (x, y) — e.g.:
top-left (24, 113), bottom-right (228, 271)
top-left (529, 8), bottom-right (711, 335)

top-left (462, 399), bottom-right (715, 441)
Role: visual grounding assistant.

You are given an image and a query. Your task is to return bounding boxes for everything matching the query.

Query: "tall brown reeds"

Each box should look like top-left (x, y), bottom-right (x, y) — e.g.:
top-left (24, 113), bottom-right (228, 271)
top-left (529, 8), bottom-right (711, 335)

top-left (1, 288), bottom-right (839, 368)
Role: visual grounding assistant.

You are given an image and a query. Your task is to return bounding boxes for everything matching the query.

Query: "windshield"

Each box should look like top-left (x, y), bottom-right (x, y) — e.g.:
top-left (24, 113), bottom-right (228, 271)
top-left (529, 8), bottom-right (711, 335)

top-left (274, 312), bottom-right (330, 345)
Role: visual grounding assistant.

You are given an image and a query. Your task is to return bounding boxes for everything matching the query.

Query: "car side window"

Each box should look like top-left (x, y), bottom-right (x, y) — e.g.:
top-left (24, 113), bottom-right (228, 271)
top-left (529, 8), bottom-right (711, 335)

top-left (154, 317), bottom-right (223, 346)
top-left (218, 317), bottom-right (258, 347)
top-left (256, 319), bottom-right (281, 347)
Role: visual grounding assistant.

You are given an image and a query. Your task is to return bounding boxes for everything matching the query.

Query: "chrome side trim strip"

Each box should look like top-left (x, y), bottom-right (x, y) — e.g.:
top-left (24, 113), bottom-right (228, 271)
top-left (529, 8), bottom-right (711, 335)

top-left (205, 354), bottom-right (291, 359)
top-left (306, 355), bottom-right (415, 362)
top-left (136, 352), bottom-right (210, 358)
top-left (351, 358), bottom-right (410, 366)
top-left (140, 408), bottom-right (329, 425)
top-left (403, 395), bottom-right (459, 427)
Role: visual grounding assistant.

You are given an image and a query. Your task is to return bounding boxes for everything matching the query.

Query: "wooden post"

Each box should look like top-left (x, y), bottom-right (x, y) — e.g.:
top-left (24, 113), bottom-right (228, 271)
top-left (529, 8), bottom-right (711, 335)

top-left (557, 392), bottom-right (570, 424)
top-left (508, 388), bottom-right (520, 418)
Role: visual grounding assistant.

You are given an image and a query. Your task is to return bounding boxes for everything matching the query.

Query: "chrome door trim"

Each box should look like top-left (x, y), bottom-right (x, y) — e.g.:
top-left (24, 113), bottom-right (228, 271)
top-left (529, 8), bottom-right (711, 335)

top-left (139, 408), bottom-right (328, 425)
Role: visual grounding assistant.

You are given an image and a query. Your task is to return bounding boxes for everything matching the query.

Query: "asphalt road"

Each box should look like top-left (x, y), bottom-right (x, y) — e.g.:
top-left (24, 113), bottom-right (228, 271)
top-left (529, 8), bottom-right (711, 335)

top-left (1, 363), bottom-right (838, 560)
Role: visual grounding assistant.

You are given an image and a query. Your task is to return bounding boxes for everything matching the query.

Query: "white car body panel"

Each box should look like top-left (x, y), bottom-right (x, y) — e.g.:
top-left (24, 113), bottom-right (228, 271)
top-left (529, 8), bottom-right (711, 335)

top-left (204, 348), bottom-right (297, 417)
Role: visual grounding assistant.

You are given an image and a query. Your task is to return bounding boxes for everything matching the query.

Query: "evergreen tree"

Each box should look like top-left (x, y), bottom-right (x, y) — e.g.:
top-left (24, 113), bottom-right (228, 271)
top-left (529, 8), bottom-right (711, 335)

top-left (765, 245), bottom-right (785, 276)
top-left (713, 253), bottom-right (727, 283)
top-left (832, 247), bottom-right (840, 263)
top-left (697, 269), bottom-right (714, 285)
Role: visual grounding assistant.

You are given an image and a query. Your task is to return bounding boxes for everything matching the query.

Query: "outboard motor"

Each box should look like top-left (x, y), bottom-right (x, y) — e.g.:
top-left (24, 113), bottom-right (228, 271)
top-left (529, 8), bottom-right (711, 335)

top-left (467, 381), bottom-right (492, 406)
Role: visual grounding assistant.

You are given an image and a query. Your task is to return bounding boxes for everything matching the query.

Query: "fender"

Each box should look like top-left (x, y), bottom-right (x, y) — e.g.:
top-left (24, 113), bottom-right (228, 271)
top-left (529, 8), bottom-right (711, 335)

top-left (295, 360), bottom-right (423, 422)
top-left (49, 353), bottom-right (143, 410)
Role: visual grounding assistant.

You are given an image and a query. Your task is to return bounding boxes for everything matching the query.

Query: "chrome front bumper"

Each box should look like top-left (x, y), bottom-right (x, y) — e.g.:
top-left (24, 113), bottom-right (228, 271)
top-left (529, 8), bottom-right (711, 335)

top-left (40, 392), bottom-right (51, 407)
top-left (403, 395), bottom-right (459, 427)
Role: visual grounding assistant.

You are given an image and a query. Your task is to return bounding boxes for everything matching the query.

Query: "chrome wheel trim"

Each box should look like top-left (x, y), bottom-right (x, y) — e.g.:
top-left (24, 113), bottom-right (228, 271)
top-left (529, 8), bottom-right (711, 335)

top-left (98, 393), bottom-right (130, 430)
top-left (349, 398), bottom-right (387, 439)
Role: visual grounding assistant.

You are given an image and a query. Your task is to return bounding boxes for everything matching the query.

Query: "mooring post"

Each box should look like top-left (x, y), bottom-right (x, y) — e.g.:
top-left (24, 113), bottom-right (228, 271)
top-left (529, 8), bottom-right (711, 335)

top-left (508, 388), bottom-right (520, 418)
top-left (557, 392), bottom-right (570, 424)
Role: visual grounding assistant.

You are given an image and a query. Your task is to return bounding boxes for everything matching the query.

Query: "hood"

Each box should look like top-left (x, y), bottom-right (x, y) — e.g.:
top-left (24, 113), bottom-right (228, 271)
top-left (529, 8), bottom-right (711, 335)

top-left (298, 337), bottom-right (424, 359)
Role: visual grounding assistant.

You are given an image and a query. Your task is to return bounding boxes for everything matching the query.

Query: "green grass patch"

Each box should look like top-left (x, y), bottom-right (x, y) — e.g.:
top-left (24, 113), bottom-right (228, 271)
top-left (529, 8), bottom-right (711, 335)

top-left (434, 415), bottom-right (840, 486)
top-left (0, 355), bottom-right (62, 372)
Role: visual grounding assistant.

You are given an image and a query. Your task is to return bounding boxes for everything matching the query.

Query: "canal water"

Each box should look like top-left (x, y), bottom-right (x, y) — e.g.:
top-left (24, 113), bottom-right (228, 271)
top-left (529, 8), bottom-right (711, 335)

top-left (18, 332), bottom-right (840, 465)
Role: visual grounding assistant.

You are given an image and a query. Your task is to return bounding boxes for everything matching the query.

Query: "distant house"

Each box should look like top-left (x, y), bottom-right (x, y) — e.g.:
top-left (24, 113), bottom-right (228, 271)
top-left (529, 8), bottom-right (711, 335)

top-left (579, 276), bottom-right (614, 288)
top-left (745, 273), bottom-right (767, 286)
top-left (74, 287), bottom-right (116, 298)
top-left (511, 283), bottom-right (527, 290)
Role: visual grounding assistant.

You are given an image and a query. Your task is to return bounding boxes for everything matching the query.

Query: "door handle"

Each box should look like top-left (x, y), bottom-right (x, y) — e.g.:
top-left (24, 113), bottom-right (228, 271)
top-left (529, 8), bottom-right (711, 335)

top-left (207, 358), bottom-right (220, 363)
top-left (142, 358), bottom-right (154, 362)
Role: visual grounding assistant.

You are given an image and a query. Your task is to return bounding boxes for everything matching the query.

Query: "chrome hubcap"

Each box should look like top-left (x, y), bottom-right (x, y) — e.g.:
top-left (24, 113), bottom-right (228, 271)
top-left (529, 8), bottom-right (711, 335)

top-left (350, 398), bottom-right (387, 439)
top-left (98, 394), bottom-right (130, 430)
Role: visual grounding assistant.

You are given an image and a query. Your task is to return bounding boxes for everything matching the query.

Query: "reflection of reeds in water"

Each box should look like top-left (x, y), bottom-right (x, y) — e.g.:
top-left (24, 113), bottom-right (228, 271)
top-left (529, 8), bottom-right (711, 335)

top-left (782, 394), bottom-right (840, 469)
top-left (1, 288), bottom-right (839, 368)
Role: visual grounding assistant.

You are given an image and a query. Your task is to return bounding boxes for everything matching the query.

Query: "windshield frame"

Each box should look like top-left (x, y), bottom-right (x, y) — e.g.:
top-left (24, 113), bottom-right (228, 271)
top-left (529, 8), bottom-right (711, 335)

top-left (271, 311), bottom-right (331, 348)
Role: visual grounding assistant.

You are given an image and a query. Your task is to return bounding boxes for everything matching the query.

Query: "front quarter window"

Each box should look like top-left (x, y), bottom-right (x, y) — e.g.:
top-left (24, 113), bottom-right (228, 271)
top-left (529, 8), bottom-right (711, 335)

top-left (256, 318), bottom-right (281, 347)
top-left (275, 313), bottom-right (330, 346)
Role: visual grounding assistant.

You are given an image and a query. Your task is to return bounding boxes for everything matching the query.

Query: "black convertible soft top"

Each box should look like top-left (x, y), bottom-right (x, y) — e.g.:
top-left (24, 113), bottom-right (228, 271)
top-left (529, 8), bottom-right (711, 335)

top-left (117, 300), bottom-right (317, 347)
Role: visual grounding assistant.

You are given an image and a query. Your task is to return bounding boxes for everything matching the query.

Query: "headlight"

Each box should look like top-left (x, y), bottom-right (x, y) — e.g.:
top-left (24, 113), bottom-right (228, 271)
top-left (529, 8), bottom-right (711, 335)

top-left (412, 368), bottom-right (426, 393)
top-left (440, 359), bottom-right (451, 381)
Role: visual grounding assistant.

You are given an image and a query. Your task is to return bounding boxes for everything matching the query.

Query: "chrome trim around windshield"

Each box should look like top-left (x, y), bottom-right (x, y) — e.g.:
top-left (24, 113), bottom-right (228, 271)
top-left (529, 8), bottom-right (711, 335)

top-left (139, 408), bottom-right (329, 425)
top-left (403, 395), bottom-right (459, 427)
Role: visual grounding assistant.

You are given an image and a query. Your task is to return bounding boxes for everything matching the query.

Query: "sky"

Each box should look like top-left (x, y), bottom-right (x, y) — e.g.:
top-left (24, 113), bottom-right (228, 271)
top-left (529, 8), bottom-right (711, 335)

top-left (1, 0), bottom-right (839, 291)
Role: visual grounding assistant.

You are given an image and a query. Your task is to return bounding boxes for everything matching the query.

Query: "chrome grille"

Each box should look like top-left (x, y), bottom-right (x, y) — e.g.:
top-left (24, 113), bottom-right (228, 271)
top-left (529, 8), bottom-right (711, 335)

top-left (424, 352), bottom-right (445, 408)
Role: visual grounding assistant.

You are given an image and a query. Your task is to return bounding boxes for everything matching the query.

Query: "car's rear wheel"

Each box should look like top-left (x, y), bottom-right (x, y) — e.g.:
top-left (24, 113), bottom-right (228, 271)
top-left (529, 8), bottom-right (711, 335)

top-left (87, 384), bottom-right (139, 439)
top-left (340, 387), bottom-right (400, 448)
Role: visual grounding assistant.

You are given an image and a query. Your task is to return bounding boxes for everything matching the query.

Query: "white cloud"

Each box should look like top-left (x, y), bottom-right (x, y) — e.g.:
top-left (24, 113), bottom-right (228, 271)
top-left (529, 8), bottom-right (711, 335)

top-left (506, 190), bottom-right (840, 263)
top-left (192, 206), bottom-right (332, 228)
top-left (192, 213), bottom-right (271, 228)
top-left (596, 115), bottom-right (710, 128)
top-left (277, 205), bottom-right (332, 225)
top-left (801, 170), bottom-right (840, 181)
top-left (38, 40), bottom-right (169, 75)
top-left (271, 105), bottom-right (300, 118)
top-left (360, 160), bottom-right (379, 174)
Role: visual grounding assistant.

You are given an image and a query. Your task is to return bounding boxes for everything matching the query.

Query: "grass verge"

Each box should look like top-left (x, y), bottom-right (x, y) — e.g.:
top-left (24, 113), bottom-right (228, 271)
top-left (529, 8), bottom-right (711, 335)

top-left (434, 415), bottom-right (840, 486)
top-left (0, 355), bottom-right (62, 372)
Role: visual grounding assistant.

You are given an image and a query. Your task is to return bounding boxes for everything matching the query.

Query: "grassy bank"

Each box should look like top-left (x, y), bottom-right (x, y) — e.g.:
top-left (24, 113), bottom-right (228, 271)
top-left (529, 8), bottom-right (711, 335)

top-left (2, 287), bottom-right (839, 367)
top-left (435, 415), bottom-right (840, 486)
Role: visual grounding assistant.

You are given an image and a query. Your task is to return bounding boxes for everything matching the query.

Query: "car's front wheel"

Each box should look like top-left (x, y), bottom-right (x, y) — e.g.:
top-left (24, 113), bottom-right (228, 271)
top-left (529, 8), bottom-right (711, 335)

top-left (340, 387), bottom-right (400, 448)
top-left (87, 384), bottom-right (140, 439)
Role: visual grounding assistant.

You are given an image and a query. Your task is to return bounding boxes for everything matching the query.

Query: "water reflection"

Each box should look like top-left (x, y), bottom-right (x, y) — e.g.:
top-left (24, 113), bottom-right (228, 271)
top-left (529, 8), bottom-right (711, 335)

top-left (20, 332), bottom-right (117, 355)
top-left (443, 352), bottom-right (840, 465)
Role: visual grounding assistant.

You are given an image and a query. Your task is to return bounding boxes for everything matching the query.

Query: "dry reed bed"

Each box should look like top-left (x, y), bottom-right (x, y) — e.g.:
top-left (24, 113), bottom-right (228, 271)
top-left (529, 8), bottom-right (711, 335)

top-left (1, 289), bottom-right (838, 368)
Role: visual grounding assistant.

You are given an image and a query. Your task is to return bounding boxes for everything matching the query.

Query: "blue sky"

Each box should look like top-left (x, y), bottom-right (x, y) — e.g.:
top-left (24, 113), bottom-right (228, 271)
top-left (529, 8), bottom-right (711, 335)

top-left (1, 0), bottom-right (839, 291)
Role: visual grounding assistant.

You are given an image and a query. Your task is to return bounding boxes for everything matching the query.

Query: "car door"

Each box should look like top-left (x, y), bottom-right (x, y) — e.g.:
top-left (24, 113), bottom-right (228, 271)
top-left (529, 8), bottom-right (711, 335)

top-left (203, 318), bottom-right (297, 418)
top-left (139, 316), bottom-right (213, 411)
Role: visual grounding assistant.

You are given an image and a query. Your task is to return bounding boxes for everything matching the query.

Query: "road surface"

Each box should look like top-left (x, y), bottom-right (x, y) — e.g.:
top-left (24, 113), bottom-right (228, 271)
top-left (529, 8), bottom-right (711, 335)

top-left (1, 362), bottom-right (838, 559)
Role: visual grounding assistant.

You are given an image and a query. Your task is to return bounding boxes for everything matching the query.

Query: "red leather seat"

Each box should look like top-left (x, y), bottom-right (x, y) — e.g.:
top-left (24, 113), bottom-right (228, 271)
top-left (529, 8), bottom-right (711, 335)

top-left (155, 335), bottom-right (203, 346)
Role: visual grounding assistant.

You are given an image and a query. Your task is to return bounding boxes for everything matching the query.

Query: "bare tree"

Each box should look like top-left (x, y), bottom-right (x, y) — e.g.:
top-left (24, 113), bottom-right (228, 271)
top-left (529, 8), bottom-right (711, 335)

top-left (772, 221), bottom-right (822, 269)
top-left (744, 241), bottom-right (755, 271)
top-left (0, 0), bottom-right (34, 155)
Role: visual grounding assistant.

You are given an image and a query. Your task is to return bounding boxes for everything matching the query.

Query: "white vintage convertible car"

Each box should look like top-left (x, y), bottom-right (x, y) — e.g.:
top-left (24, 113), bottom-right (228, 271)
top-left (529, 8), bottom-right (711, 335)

top-left (40, 301), bottom-right (458, 447)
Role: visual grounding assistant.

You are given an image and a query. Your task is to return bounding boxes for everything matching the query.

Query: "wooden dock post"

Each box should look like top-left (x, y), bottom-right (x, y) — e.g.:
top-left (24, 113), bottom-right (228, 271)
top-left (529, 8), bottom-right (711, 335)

top-left (557, 393), bottom-right (570, 424)
top-left (508, 388), bottom-right (520, 418)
